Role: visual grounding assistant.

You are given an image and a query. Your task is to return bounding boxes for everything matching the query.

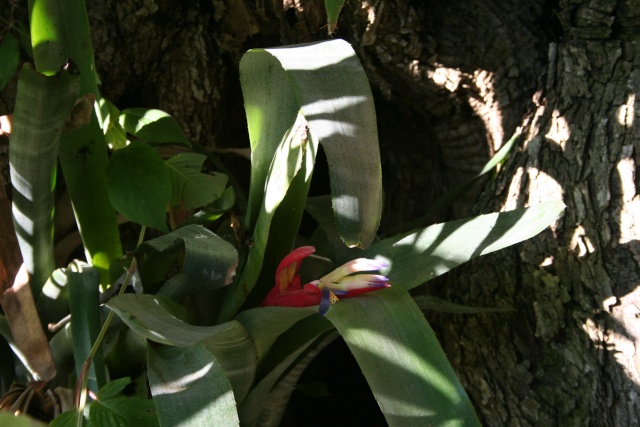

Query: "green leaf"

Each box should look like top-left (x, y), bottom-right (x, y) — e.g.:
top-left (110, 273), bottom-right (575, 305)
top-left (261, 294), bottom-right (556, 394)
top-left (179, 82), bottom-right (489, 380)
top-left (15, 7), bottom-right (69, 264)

top-left (180, 186), bottom-right (236, 228)
top-left (413, 295), bottom-right (513, 314)
top-left (234, 306), bottom-right (316, 361)
top-left (96, 377), bottom-right (132, 400)
top-left (0, 413), bottom-right (47, 427)
top-left (119, 108), bottom-right (192, 147)
top-left (240, 40), bottom-right (382, 249)
top-left (324, 0), bottom-right (346, 34)
top-left (89, 377), bottom-right (158, 427)
top-left (138, 225), bottom-right (238, 299)
top-left (49, 410), bottom-right (85, 427)
top-left (67, 261), bottom-right (106, 391)
top-left (106, 141), bottom-right (171, 232)
top-left (147, 343), bottom-right (240, 427)
top-left (106, 293), bottom-right (256, 402)
top-left (165, 153), bottom-right (228, 209)
top-left (30, 0), bottom-right (123, 283)
top-left (9, 63), bottom-right (80, 293)
top-left (365, 201), bottom-right (566, 291)
top-left (222, 40), bottom-right (382, 320)
top-left (326, 287), bottom-right (481, 426)
top-left (96, 97), bottom-right (128, 150)
top-left (0, 33), bottom-right (19, 90)
top-left (238, 332), bottom-right (334, 427)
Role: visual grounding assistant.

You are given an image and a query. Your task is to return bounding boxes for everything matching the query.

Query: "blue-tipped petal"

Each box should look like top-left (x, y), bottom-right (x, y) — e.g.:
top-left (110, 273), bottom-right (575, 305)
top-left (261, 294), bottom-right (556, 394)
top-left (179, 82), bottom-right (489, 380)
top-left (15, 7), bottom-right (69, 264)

top-left (319, 286), bottom-right (332, 316)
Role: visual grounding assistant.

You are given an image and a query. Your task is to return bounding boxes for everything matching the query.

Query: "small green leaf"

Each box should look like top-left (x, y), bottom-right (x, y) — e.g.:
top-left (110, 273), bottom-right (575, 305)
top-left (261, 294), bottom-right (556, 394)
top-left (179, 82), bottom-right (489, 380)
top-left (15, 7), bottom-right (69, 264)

top-left (106, 141), bottom-right (171, 232)
top-left (89, 378), bottom-right (158, 427)
top-left (148, 343), bottom-right (239, 427)
top-left (96, 377), bottom-right (131, 400)
top-left (180, 186), bottom-right (236, 228)
top-left (119, 108), bottom-right (192, 147)
top-left (0, 33), bottom-right (19, 90)
top-left (165, 153), bottom-right (228, 209)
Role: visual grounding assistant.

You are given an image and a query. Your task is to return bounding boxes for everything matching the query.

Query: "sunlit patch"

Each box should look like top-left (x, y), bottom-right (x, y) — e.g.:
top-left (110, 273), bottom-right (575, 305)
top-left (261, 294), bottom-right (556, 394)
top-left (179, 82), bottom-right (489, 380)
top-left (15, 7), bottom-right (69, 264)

top-left (616, 93), bottom-right (635, 128)
top-left (545, 109), bottom-right (571, 149)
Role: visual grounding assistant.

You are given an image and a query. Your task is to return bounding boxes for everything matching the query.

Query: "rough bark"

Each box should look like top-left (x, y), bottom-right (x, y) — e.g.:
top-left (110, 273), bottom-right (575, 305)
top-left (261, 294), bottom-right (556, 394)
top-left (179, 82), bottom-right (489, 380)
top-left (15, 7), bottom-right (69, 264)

top-left (431, 1), bottom-right (640, 426)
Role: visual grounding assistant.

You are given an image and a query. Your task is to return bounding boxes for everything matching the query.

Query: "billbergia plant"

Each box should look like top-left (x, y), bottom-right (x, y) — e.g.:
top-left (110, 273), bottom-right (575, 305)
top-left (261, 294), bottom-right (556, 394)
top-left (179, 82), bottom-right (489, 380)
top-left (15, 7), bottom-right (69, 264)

top-left (0, 1), bottom-right (565, 426)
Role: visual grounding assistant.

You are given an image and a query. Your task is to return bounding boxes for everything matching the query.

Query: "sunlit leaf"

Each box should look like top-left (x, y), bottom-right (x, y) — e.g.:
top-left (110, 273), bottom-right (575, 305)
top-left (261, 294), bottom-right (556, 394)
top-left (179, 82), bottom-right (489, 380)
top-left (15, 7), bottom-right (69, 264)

top-left (106, 140), bottom-right (171, 232)
top-left (165, 153), bottom-right (228, 209)
top-left (148, 343), bottom-right (239, 427)
top-left (241, 39), bottom-right (382, 249)
top-left (9, 63), bottom-right (79, 291)
top-left (326, 287), bottom-right (481, 426)
top-left (365, 201), bottom-right (565, 291)
top-left (119, 108), bottom-right (192, 147)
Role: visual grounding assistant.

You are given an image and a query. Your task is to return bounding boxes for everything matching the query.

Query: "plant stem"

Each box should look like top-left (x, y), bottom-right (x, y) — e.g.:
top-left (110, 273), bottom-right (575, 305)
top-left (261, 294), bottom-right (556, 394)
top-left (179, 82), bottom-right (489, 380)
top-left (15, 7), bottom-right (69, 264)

top-left (74, 226), bottom-right (146, 423)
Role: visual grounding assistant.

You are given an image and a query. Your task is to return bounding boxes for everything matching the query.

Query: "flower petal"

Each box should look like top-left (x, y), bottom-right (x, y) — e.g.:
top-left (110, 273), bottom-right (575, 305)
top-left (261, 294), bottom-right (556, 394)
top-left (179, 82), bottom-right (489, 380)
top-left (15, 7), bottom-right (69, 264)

top-left (319, 258), bottom-right (389, 283)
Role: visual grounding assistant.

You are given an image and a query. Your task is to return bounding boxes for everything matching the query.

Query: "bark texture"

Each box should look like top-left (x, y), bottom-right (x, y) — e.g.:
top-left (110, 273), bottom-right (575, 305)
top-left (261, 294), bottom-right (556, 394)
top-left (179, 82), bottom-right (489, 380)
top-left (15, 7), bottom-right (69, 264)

top-left (431, 1), bottom-right (640, 425)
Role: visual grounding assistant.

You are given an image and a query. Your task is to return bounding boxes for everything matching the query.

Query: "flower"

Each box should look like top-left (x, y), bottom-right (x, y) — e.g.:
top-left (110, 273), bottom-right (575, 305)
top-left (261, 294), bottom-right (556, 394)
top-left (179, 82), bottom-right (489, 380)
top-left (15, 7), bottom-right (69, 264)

top-left (261, 246), bottom-right (390, 315)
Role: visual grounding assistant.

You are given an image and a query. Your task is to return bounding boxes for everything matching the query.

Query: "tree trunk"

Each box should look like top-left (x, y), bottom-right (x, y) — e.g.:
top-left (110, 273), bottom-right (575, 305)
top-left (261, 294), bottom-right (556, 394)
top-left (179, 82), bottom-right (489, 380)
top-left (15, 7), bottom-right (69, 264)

top-left (429, 2), bottom-right (640, 426)
top-left (2, 0), bottom-right (639, 425)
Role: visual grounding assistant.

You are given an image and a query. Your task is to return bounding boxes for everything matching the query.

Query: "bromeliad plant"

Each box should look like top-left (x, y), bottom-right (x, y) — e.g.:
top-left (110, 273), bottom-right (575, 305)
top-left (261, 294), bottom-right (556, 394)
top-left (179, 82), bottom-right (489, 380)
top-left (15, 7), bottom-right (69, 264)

top-left (0, 1), bottom-right (566, 426)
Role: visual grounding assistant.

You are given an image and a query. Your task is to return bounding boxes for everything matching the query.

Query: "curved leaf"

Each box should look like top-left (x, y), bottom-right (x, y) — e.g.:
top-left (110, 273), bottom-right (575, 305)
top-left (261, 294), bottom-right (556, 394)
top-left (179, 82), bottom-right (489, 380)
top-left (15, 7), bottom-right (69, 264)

top-left (326, 287), bottom-right (481, 426)
top-left (137, 225), bottom-right (238, 299)
top-left (241, 39), bottom-right (382, 248)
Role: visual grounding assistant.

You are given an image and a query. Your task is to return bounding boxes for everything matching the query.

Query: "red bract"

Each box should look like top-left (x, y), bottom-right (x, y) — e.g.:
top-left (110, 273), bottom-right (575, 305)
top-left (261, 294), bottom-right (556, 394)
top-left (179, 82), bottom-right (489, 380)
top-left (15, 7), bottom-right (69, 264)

top-left (260, 246), bottom-right (321, 308)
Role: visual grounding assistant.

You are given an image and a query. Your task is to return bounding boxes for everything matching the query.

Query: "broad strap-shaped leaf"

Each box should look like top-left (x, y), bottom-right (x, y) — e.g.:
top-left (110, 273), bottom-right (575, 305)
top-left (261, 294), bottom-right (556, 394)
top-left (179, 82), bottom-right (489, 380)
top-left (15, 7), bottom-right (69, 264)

top-left (67, 261), bottom-right (106, 391)
top-left (9, 63), bottom-right (79, 293)
top-left (364, 201), bottom-right (565, 291)
top-left (326, 287), bottom-right (481, 427)
top-left (106, 140), bottom-right (171, 232)
top-left (148, 343), bottom-right (239, 427)
top-left (165, 152), bottom-right (228, 209)
top-left (106, 293), bottom-right (256, 402)
top-left (89, 377), bottom-right (158, 426)
top-left (119, 108), bottom-right (192, 147)
top-left (240, 39), bottom-right (382, 249)
top-left (0, 33), bottom-right (19, 90)
top-left (137, 225), bottom-right (238, 299)
top-left (30, 0), bottom-right (123, 282)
